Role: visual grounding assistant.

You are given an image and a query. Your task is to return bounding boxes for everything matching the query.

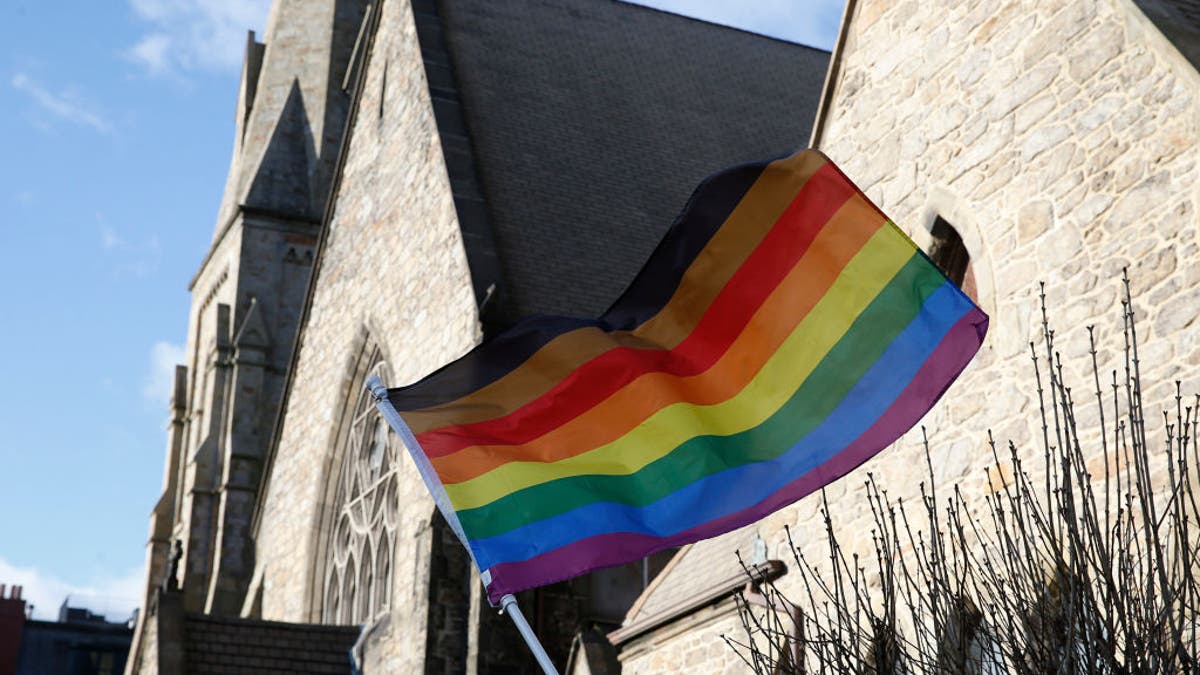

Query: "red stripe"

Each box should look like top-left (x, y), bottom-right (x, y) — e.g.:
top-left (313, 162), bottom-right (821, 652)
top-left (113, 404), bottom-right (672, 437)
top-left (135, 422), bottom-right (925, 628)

top-left (417, 162), bottom-right (856, 459)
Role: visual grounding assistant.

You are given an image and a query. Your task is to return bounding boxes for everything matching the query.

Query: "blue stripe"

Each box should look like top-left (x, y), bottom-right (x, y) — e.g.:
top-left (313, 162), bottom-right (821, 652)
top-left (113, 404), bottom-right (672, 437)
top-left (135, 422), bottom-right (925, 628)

top-left (469, 281), bottom-right (972, 569)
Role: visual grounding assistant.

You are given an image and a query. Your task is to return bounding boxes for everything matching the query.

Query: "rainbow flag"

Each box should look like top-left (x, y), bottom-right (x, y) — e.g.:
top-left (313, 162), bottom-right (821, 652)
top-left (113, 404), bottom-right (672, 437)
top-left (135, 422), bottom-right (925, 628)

top-left (373, 149), bottom-right (988, 603)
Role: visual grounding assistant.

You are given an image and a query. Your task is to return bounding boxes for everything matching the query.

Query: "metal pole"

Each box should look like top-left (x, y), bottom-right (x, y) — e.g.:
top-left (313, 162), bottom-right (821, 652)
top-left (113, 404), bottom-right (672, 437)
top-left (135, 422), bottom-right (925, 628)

top-left (366, 377), bottom-right (552, 673)
top-left (500, 594), bottom-right (560, 675)
top-left (365, 374), bottom-right (483, 575)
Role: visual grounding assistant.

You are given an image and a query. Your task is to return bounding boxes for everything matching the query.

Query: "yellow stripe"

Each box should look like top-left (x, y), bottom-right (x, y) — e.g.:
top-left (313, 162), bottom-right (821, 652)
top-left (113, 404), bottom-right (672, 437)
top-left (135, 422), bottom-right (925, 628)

top-left (445, 225), bottom-right (916, 510)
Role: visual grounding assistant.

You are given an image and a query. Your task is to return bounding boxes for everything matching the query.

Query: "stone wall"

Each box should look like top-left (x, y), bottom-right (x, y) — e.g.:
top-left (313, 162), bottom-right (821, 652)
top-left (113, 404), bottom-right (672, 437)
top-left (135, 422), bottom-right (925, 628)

top-left (807, 0), bottom-right (1200, 525)
top-left (134, 603), bottom-right (157, 675)
top-left (252, 0), bottom-right (479, 671)
top-left (618, 600), bottom-right (744, 675)
top-left (424, 513), bottom-right (471, 673)
top-left (176, 228), bottom-right (242, 614)
top-left (621, 0), bottom-right (1200, 671)
top-left (133, 0), bottom-right (363, 646)
top-left (215, 0), bottom-right (365, 229)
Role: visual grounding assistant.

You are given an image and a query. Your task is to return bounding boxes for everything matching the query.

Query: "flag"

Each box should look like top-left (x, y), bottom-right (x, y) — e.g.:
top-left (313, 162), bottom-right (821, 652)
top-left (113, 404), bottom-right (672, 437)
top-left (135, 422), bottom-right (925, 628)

top-left (376, 149), bottom-right (989, 603)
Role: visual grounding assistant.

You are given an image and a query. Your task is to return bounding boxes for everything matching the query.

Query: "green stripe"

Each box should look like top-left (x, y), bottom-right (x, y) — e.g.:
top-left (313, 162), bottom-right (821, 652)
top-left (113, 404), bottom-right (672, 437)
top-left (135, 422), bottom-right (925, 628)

top-left (458, 253), bottom-right (946, 540)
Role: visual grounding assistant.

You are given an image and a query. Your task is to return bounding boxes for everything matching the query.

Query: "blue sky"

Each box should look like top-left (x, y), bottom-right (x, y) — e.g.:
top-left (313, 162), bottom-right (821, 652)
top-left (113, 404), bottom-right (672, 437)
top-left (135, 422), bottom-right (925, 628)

top-left (0, 0), bottom-right (842, 621)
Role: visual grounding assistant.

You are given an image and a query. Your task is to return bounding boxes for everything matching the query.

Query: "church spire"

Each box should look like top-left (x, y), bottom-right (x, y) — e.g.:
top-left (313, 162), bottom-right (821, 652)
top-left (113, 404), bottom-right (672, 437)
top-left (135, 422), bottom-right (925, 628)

top-left (212, 0), bottom-right (367, 240)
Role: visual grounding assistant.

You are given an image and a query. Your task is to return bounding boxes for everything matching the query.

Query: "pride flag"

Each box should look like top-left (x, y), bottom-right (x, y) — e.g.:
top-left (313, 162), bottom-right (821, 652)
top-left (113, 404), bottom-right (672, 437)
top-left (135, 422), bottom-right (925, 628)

top-left (373, 150), bottom-right (988, 603)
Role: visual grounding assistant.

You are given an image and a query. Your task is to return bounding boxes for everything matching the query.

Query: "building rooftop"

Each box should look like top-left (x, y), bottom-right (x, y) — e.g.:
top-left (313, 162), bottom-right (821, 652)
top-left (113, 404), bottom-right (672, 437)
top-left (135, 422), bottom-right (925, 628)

top-left (183, 614), bottom-right (359, 675)
top-left (419, 0), bottom-right (831, 328)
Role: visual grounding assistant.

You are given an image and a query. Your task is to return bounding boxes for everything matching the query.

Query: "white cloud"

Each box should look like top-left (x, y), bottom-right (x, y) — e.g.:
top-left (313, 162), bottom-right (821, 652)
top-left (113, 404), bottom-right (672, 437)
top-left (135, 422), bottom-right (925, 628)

top-left (143, 341), bottom-right (186, 406)
top-left (10, 73), bottom-right (113, 134)
top-left (129, 34), bottom-right (173, 75)
top-left (126, 0), bottom-right (272, 76)
top-left (0, 556), bottom-right (142, 622)
top-left (101, 225), bottom-right (125, 251)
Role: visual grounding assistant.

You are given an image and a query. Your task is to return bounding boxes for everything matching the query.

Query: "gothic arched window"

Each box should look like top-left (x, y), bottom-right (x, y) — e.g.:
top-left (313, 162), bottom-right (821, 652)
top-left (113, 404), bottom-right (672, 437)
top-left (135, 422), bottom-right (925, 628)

top-left (322, 355), bottom-right (399, 625)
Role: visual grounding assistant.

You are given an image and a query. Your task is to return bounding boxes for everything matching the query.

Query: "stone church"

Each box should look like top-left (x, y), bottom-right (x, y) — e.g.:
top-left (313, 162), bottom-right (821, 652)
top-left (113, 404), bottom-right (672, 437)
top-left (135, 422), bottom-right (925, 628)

top-left (124, 0), bottom-right (829, 672)
top-left (124, 0), bottom-right (1200, 672)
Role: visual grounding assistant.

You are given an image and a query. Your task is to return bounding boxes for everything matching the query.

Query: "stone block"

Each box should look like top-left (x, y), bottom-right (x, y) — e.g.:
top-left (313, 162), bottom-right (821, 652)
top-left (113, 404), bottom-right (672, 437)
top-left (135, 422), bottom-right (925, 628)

top-left (1081, 124), bottom-right (1111, 151)
top-left (1021, 2), bottom-right (1097, 68)
top-left (987, 62), bottom-right (1060, 121)
top-left (1075, 192), bottom-right (1115, 225)
top-left (927, 102), bottom-right (968, 142)
top-left (1015, 94), bottom-right (1057, 135)
top-left (972, 3), bottom-right (1018, 45)
top-left (1133, 245), bottom-right (1178, 291)
top-left (972, 150), bottom-right (1018, 199)
top-left (949, 116), bottom-right (1013, 181)
top-left (991, 14), bottom-right (1038, 59)
top-left (1021, 123), bottom-right (1071, 161)
top-left (1068, 21), bottom-right (1124, 82)
top-left (1080, 96), bottom-right (1123, 134)
top-left (956, 47), bottom-right (991, 88)
top-left (1019, 199), bottom-right (1054, 243)
top-left (1105, 172), bottom-right (1170, 233)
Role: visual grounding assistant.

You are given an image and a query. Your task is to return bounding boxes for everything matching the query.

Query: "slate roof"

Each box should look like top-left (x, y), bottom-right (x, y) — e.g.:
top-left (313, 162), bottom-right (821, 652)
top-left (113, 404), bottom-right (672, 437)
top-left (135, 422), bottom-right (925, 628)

top-left (1135, 0), bottom-right (1200, 68)
top-left (183, 614), bottom-right (358, 674)
top-left (419, 0), bottom-right (831, 328)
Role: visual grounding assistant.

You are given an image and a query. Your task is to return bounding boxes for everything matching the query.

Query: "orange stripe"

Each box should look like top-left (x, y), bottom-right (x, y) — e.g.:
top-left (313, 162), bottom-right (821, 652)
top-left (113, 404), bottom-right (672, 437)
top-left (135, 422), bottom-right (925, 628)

top-left (400, 151), bottom-right (829, 435)
top-left (432, 194), bottom-right (885, 483)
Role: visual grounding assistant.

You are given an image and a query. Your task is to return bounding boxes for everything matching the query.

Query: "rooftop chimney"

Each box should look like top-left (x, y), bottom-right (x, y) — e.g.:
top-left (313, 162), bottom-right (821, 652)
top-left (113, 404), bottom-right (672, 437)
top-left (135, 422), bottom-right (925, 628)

top-left (0, 581), bottom-right (27, 675)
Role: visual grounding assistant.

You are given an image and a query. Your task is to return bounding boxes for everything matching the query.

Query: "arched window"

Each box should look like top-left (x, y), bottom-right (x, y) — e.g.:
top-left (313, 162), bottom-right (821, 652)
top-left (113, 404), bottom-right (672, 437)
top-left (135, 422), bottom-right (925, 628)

top-left (322, 354), bottom-right (399, 625)
top-left (928, 216), bottom-right (977, 301)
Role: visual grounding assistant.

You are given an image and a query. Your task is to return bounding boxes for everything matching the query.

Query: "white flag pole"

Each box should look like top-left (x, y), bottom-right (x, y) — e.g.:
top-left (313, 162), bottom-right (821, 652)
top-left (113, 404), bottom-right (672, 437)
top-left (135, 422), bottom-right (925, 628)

top-left (500, 593), bottom-right (560, 675)
top-left (365, 376), bottom-right (561, 675)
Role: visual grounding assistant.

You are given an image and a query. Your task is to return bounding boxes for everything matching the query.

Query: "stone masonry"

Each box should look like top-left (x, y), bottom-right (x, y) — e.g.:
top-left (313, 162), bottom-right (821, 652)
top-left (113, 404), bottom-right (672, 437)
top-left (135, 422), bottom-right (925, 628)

top-left (249, 0), bottom-right (479, 670)
top-left (128, 2), bottom-right (366, 672)
top-left (127, 0), bottom-right (1200, 671)
top-left (619, 0), bottom-right (1200, 671)
top-left (131, 0), bottom-right (835, 671)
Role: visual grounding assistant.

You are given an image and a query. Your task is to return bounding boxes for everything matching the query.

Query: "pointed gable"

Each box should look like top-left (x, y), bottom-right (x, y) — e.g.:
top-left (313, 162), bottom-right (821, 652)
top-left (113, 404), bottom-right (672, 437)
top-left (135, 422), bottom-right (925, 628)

top-left (212, 0), bottom-right (369, 238)
top-left (244, 81), bottom-right (315, 218)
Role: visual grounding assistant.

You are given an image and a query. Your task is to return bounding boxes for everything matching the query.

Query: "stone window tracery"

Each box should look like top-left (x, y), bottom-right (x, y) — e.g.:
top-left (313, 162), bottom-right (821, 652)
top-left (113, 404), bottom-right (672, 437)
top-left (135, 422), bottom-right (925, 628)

top-left (322, 356), bottom-right (399, 625)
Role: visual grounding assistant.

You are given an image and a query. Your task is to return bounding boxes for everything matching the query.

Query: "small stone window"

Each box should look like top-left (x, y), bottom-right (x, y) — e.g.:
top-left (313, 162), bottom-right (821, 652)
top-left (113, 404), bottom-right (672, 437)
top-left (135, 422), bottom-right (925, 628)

top-left (322, 352), bottom-right (399, 625)
top-left (927, 216), bottom-right (977, 301)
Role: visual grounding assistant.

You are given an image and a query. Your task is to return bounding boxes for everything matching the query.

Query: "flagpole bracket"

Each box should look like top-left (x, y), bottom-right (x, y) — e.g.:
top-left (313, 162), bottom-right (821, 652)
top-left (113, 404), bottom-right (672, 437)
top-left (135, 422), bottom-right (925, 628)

top-left (365, 374), bottom-right (388, 401)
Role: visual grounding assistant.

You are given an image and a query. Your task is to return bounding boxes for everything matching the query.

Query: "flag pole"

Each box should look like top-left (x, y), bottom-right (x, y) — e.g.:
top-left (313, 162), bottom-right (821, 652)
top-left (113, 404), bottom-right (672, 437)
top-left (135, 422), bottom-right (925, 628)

top-left (365, 376), bottom-right (560, 675)
top-left (500, 594), bottom-right (560, 675)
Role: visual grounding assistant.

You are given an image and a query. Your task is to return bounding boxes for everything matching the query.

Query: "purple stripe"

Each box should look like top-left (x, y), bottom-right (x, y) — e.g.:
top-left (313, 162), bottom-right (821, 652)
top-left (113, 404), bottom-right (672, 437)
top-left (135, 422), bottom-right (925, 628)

top-left (483, 308), bottom-right (988, 603)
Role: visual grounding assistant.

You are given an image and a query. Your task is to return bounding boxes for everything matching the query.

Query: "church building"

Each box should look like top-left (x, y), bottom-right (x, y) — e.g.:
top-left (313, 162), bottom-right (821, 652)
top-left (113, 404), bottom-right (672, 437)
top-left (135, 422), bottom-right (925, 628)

top-left (125, 0), bottom-right (829, 672)
top-left (127, 0), bottom-right (1200, 671)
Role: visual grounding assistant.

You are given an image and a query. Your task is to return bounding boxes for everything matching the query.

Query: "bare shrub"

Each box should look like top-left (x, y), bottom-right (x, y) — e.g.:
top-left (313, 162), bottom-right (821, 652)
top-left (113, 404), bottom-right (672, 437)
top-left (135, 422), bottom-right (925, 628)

top-left (726, 273), bottom-right (1200, 674)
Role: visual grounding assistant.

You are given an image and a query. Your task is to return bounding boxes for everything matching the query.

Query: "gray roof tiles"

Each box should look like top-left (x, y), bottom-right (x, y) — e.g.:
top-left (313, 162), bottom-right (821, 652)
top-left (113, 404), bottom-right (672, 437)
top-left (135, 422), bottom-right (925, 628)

top-left (183, 614), bottom-right (359, 674)
top-left (425, 0), bottom-right (831, 327)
